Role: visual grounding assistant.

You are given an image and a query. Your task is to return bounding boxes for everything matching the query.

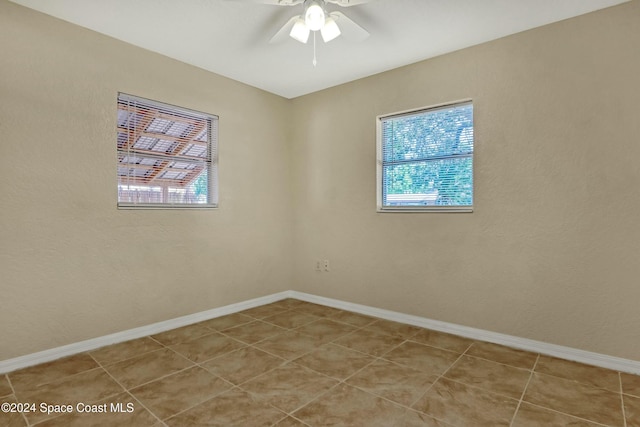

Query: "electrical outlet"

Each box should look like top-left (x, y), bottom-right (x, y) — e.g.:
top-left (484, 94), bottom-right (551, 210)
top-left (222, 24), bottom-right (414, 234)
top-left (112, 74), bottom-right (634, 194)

top-left (323, 259), bottom-right (330, 272)
top-left (315, 260), bottom-right (322, 271)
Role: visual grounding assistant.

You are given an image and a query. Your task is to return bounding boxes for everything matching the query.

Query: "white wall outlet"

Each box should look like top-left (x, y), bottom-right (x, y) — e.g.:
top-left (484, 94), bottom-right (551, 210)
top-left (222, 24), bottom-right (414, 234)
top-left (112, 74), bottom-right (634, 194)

top-left (315, 260), bottom-right (322, 271)
top-left (323, 259), bottom-right (330, 272)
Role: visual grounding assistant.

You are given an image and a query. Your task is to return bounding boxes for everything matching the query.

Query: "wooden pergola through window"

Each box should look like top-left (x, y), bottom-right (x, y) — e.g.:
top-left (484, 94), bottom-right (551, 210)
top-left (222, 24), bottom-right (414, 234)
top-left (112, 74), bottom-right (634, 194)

top-left (117, 94), bottom-right (216, 206)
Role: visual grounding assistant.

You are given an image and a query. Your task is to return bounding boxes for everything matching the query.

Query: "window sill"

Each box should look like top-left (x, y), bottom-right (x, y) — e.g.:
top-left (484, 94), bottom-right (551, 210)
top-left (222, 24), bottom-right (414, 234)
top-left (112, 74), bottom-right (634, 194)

top-left (118, 203), bottom-right (218, 210)
top-left (377, 206), bottom-right (473, 213)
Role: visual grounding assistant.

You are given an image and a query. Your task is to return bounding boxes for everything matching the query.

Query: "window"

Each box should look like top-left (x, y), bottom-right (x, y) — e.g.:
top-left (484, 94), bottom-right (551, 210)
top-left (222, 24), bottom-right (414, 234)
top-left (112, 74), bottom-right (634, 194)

top-left (377, 100), bottom-right (473, 212)
top-left (117, 93), bottom-right (218, 208)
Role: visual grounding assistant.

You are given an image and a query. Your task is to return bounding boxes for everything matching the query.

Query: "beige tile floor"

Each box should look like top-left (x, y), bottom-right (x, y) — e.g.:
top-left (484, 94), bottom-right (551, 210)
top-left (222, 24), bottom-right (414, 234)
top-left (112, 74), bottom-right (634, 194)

top-left (1, 298), bottom-right (639, 426)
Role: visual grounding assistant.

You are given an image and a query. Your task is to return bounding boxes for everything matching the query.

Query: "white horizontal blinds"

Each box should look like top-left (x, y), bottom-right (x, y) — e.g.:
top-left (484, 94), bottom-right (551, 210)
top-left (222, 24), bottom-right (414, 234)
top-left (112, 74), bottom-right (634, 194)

top-left (117, 94), bottom-right (217, 206)
top-left (381, 102), bottom-right (473, 208)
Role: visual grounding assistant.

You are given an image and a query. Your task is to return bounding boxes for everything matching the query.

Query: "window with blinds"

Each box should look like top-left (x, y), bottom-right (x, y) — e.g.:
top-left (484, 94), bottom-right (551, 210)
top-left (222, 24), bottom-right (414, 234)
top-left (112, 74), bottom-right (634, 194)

top-left (117, 93), bottom-right (218, 208)
top-left (377, 100), bottom-right (474, 212)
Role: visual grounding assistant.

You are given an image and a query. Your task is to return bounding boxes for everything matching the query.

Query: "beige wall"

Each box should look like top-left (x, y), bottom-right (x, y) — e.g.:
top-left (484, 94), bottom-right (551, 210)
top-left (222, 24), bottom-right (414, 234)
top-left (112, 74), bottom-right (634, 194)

top-left (0, 1), bottom-right (294, 360)
top-left (2, 0), bottom-right (639, 362)
top-left (290, 1), bottom-right (640, 360)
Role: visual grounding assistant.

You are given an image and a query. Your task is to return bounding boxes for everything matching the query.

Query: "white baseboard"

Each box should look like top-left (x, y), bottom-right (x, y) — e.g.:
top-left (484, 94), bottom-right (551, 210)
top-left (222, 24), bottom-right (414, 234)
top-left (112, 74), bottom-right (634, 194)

top-left (0, 291), bottom-right (292, 374)
top-left (289, 291), bottom-right (640, 375)
top-left (2, 290), bottom-right (639, 376)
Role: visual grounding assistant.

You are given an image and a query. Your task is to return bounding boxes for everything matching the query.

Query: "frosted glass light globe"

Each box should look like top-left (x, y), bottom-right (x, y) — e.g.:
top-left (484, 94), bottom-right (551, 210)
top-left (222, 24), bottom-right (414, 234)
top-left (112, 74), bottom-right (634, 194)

top-left (305, 2), bottom-right (325, 31)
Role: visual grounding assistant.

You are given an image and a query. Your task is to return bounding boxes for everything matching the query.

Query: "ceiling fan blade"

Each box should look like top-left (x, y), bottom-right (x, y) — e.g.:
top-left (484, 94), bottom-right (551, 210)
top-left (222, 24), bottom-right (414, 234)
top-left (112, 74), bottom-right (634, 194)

top-left (330, 11), bottom-right (369, 42)
top-left (269, 15), bottom-right (301, 44)
top-left (326, 0), bottom-right (373, 7)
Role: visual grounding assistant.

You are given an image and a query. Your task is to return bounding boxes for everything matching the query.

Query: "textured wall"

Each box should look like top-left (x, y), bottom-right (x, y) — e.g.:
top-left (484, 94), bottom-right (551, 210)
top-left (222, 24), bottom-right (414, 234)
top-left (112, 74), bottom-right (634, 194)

top-left (0, 1), bottom-right (294, 360)
top-left (290, 1), bottom-right (640, 360)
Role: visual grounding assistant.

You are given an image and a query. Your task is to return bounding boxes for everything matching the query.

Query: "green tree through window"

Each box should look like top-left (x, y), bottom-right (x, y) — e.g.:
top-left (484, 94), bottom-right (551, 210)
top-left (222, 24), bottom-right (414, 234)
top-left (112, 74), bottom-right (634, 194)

top-left (378, 101), bottom-right (473, 210)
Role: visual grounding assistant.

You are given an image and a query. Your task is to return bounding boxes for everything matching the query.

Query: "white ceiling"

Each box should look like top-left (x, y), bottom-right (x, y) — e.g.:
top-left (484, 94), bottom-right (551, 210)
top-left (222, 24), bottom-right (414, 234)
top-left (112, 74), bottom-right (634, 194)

top-left (10, 0), bottom-right (628, 99)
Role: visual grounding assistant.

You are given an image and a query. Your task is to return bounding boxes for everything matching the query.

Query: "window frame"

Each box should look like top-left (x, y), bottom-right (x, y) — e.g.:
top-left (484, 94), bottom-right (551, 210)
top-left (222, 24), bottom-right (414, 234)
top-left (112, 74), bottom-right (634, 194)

top-left (376, 99), bottom-right (474, 213)
top-left (116, 93), bottom-right (218, 210)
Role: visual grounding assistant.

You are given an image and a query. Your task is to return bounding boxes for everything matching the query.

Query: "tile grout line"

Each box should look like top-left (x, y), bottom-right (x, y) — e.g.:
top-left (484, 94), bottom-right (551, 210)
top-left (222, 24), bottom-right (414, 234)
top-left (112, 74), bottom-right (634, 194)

top-left (124, 389), bottom-right (169, 427)
top-left (114, 348), bottom-right (229, 420)
top-left (331, 335), bottom-right (475, 425)
top-left (115, 386), bottom-right (167, 425)
top-left (391, 345), bottom-right (474, 426)
top-left (284, 327), bottom-right (476, 418)
top-left (8, 360), bottom-right (103, 392)
top-left (281, 414), bottom-right (312, 427)
top-left (156, 383), bottom-right (236, 424)
top-left (228, 347), bottom-right (322, 426)
top-left (456, 352), bottom-right (537, 372)
top-left (344, 381), bottom-right (428, 417)
top-left (86, 330), bottom-right (177, 370)
top-left (235, 339), bottom-right (354, 389)
top-left (520, 368), bottom-right (631, 418)
top-left (328, 330), bottom-right (414, 385)
top-left (515, 402), bottom-right (615, 427)
top-left (620, 372), bottom-right (628, 427)
top-left (251, 309), bottom-right (342, 419)
top-left (329, 330), bottom-right (408, 358)
top-left (508, 354), bottom-right (539, 427)
top-left (400, 344), bottom-right (473, 422)
top-left (226, 311), bottom-right (387, 421)
top-left (92, 329), bottom-right (248, 395)
top-left (12, 362), bottom-right (127, 427)
top-left (411, 345), bottom-right (468, 409)
top-left (26, 366), bottom-right (151, 426)
top-left (89, 353), bottom-right (169, 427)
top-left (228, 310), bottom-right (375, 365)
top-left (97, 349), bottom-right (197, 392)
top-left (275, 381), bottom-right (343, 421)
top-left (524, 355), bottom-right (625, 394)
top-left (167, 309), bottom-right (302, 412)
top-left (369, 339), bottom-right (537, 425)
top-left (187, 323), bottom-right (344, 420)
top-left (337, 345), bottom-right (389, 384)
top-left (222, 346), bottom-right (288, 383)
top-left (4, 374), bottom-right (30, 427)
top-left (343, 336), bottom-right (449, 412)
top-left (217, 321), bottom-right (289, 346)
top-left (134, 358), bottom-right (237, 420)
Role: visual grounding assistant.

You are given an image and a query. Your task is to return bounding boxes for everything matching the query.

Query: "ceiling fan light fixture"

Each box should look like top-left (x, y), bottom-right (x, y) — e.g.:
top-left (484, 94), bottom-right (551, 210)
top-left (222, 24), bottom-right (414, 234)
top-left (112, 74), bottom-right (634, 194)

top-left (320, 16), bottom-right (340, 42)
top-left (305, 1), bottom-right (325, 31)
top-left (290, 18), bottom-right (310, 43)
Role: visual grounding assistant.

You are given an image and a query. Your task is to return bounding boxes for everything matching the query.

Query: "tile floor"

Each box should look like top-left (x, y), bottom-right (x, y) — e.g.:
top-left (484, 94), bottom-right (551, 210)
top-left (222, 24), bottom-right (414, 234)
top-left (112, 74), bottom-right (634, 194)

top-left (1, 298), bottom-right (639, 426)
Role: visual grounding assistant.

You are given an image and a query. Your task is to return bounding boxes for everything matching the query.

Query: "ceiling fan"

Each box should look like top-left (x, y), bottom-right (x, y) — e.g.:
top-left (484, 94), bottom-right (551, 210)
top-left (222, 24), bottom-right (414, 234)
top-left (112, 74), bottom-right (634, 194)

top-left (239, 0), bottom-right (372, 65)
top-left (249, 0), bottom-right (371, 46)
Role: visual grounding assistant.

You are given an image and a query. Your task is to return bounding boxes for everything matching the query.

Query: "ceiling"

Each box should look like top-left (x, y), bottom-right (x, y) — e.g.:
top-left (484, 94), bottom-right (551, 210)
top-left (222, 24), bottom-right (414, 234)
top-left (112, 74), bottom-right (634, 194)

top-left (9, 0), bottom-right (628, 99)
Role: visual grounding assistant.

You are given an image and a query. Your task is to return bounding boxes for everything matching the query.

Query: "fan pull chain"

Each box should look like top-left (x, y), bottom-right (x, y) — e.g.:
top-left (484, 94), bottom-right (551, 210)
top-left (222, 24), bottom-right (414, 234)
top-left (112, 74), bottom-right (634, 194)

top-left (313, 31), bottom-right (317, 67)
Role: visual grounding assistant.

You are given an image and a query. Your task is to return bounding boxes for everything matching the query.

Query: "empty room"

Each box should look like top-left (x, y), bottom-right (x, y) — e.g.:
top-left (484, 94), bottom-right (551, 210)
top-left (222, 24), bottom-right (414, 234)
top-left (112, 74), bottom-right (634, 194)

top-left (1, 0), bottom-right (639, 425)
